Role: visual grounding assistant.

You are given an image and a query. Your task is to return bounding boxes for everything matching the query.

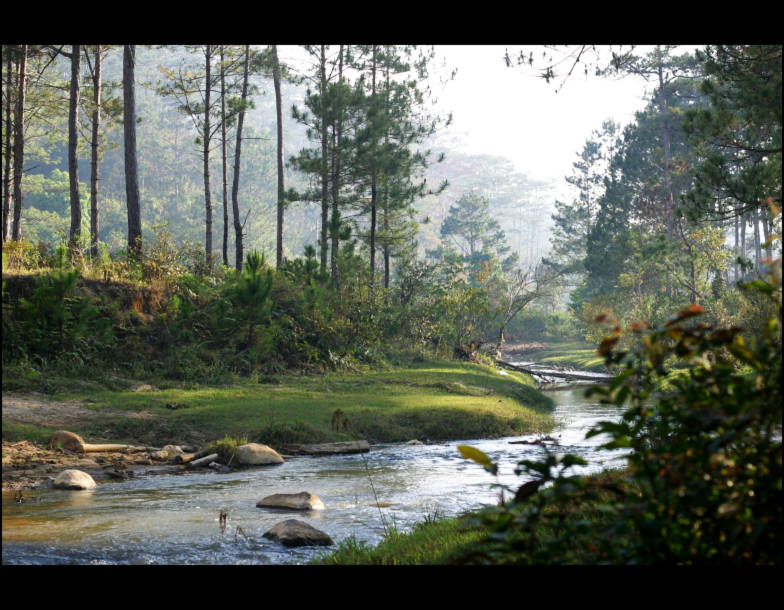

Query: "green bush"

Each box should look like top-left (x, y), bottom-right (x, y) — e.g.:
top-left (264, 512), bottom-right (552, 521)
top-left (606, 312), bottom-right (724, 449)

top-left (458, 270), bottom-right (782, 564)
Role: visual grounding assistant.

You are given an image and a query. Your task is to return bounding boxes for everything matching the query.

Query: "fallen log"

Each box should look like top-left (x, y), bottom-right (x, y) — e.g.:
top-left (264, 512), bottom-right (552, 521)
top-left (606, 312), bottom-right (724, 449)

top-left (282, 440), bottom-right (370, 455)
top-left (81, 443), bottom-right (158, 453)
top-left (186, 453), bottom-right (219, 468)
top-left (496, 360), bottom-right (613, 382)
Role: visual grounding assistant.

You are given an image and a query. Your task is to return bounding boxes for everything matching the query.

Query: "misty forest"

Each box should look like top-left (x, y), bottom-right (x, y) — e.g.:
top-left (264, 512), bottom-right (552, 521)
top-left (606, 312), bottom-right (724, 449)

top-left (1, 44), bottom-right (780, 565)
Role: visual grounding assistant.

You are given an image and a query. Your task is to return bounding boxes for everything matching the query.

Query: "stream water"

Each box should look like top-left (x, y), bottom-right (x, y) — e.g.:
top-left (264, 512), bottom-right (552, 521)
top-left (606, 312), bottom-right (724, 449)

top-left (1, 377), bottom-right (627, 565)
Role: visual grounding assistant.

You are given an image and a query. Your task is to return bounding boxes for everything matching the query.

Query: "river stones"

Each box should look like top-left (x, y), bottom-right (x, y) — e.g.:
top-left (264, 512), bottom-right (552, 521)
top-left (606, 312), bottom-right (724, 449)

top-left (53, 469), bottom-right (97, 490)
top-left (257, 492), bottom-right (325, 511)
top-left (235, 443), bottom-right (284, 465)
top-left (49, 430), bottom-right (86, 453)
top-left (406, 439), bottom-right (423, 446)
top-left (262, 519), bottom-right (334, 547)
top-left (282, 440), bottom-right (370, 455)
top-left (152, 445), bottom-right (186, 460)
top-left (73, 458), bottom-right (101, 469)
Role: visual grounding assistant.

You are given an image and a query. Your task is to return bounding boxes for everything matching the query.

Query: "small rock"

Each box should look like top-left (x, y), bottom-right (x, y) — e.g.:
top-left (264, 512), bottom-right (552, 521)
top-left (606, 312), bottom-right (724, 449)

top-left (161, 445), bottom-right (186, 457)
top-left (48, 430), bottom-right (85, 453)
top-left (235, 443), bottom-right (284, 465)
top-left (53, 469), bottom-right (97, 490)
top-left (262, 519), bottom-right (334, 547)
top-left (73, 458), bottom-right (100, 469)
top-left (133, 384), bottom-right (157, 392)
top-left (406, 439), bottom-right (423, 446)
top-left (257, 492), bottom-right (325, 511)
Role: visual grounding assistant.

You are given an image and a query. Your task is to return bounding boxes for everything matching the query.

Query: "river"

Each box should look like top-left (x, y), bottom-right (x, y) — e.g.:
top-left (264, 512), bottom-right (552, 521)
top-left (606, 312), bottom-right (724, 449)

top-left (1, 380), bottom-right (627, 565)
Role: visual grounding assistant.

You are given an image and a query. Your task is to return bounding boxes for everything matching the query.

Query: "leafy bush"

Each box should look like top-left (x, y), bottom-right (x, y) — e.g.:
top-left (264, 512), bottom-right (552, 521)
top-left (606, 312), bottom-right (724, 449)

top-left (458, 269), bottom-right (782, 564)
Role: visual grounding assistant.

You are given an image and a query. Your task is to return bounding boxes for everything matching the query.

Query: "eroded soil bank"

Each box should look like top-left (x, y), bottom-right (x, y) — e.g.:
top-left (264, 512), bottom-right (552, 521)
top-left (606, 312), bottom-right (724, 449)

top-left (2, 392), bottom-right (195, 490)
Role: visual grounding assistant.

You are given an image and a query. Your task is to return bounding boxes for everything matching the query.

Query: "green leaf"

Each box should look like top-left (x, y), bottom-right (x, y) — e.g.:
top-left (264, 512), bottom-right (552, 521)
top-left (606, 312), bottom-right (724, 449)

top-left (458, 445), bottom-right (493, 468)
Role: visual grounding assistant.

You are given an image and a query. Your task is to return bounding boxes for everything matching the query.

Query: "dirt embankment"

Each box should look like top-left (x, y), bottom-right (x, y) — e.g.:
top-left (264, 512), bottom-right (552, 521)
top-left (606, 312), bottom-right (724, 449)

top-left (2, 393), bottom-right (190, 491)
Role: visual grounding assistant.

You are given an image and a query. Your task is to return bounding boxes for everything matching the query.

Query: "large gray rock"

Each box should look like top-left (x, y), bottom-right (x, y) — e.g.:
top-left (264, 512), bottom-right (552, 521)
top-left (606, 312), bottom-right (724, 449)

top-left (263, 519), bottom-right (333, 547)
top-left (235, 443), bottom-right (284, 465)
top-left (53, 469), bottom-right (97, 490)
top-left (49, 430), bottom-right (86, 453)
top-left (257, 492), bottom-right (325, 511)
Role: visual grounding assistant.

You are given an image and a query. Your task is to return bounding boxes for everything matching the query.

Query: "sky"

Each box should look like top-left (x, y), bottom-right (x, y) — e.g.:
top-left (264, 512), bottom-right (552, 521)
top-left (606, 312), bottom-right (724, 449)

top-left (425, 45), bottom-right (655, 199)
top-left (275, 44), bottom-right (699, 207)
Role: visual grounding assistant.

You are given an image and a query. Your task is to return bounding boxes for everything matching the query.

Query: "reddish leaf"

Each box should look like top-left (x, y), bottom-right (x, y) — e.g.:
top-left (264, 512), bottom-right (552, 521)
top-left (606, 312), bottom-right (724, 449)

top-left (598, 336), bottom-right (619, 356)
top-left (513, 479), bottom-right (544, 503)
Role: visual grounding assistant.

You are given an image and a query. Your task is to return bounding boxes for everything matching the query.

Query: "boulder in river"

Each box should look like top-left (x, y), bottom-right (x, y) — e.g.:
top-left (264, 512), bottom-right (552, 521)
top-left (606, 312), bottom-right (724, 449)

top-left (257, 492), bottom-right (325, 511)
top-left (49, 430), bottom-right (86, 453)
top-left (406, 439), bottom-right (423, 446)
top-left (235, 443), bottom-right (284, 465)
top-left (53, 469), bottom-right (96, 490)
top-left (263, 519), bottom-right (334, 547)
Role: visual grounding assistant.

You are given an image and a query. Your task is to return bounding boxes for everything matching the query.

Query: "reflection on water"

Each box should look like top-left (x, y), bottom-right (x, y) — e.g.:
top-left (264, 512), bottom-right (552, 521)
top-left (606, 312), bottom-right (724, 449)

top-left (2, 385), bottom-right (626, 564)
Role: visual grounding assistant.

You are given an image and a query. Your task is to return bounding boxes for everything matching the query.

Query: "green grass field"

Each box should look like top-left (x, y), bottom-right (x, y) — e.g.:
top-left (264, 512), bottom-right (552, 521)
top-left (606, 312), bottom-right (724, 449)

top-left (2, 361), bottom-right (556, 449)
top-left (513, 341), bottom-right (610, 373)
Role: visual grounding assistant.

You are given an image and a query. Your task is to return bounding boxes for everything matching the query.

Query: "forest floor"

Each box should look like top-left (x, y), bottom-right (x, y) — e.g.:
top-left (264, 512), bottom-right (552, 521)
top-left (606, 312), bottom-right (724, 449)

top-left (2, 360), bottom-right (555, 491)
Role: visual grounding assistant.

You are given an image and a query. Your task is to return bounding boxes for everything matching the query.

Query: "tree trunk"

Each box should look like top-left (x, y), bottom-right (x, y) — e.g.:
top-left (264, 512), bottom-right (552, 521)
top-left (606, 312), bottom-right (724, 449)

top-left (740, 211), bottom-right (746, 273)
top-left (752, 205), bottom-right (762, 270)
top-left (761, 207), bottom-right (772, 261)
top-left (203, 45), bottom-right (213, 271)
top-left (3, 48), bottom-right (14, 242)
top-left (123, 45), bottom-right (142, 255)
top-left (89, 46), bottom-right (102, 259)
top-left (220, 46), bottom-right (229, 268)
top-left (734, 213), bottom-right (739, 282)
top-left (369, 45), bottom-right (378, 288)
top-left (330, 45), bottom-right (344, 284)
top-left (319, 45), bottom-right (329, 273)
top-left (11, 45), bottom-right (27, 241)
top-left (68, 45), bottom-right (81, 253)
top-left (272, 45), bottom-right (285, 269)
top-left (231, 45), bottom-right (249, 272)
top-left (383, 53), bottom-right (391, 291)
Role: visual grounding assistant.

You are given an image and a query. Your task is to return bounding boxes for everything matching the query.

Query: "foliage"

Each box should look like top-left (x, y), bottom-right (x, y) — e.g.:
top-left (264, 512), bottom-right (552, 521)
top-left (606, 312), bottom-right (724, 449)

top-left (456, 271), bottom-right (781, 564)
top-left (4, 246), bottom-right (116, 365)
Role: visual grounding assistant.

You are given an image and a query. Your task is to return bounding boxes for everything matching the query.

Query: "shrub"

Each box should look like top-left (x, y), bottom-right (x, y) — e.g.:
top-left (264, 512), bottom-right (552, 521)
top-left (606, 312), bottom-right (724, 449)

top-left (458, 268), bottom-right (782, 564)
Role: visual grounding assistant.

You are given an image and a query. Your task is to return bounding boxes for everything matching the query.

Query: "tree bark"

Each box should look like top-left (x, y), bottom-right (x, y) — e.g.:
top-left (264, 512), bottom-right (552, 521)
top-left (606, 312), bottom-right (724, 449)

top-left (220, 46), bottom-right (229, 268)
top-left (272, 45), bottom-right (285, 269)
top-left (11, 45), bottom-right (27, 241)
top-left (203, 45), bottom-right (213, 270)
top-left (89, 46), bottom-right (102, 259)
top-left (231, 45), bottom-right (249, 272)
top-left (3, 48), bottom-right (14, 242)
top-left (653, 49), bottom-right (675, 298)
top-left (761, 207), bottom-right (772, 261)
top-left (319, 45), bottom-right (329, 272)
top-left (369, 45), bottom-right (378, 288)
top-left (734, 213), bottom-right (739, 282)
top-left (68, 45), bottom-right (81, 252)
top-left (752, 205), bottom-right (762, 270)
top-left (383, 52), bottom-right (391, 291)
top-left (330, 45), bottom-right (344, 284)
top-left (123, 45), bottom-right (142, 255)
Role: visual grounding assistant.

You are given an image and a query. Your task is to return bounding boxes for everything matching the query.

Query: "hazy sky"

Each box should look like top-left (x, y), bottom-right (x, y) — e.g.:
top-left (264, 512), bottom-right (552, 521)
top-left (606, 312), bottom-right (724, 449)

top-left (277, 45), bottom-right (692, 202)
top-left (427, 45), bottom-right (654, 198)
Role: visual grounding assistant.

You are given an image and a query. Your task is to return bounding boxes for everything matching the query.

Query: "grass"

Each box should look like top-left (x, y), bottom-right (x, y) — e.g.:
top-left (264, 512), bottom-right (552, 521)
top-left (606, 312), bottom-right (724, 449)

top-left (513, 341), bottom-right (610, 373)
top-left (313, 469), bottom-right (637, 565)
top-left (2, 360), bottom-right (556, 449)
top-left (311, 513), bottom-right (490, 565)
